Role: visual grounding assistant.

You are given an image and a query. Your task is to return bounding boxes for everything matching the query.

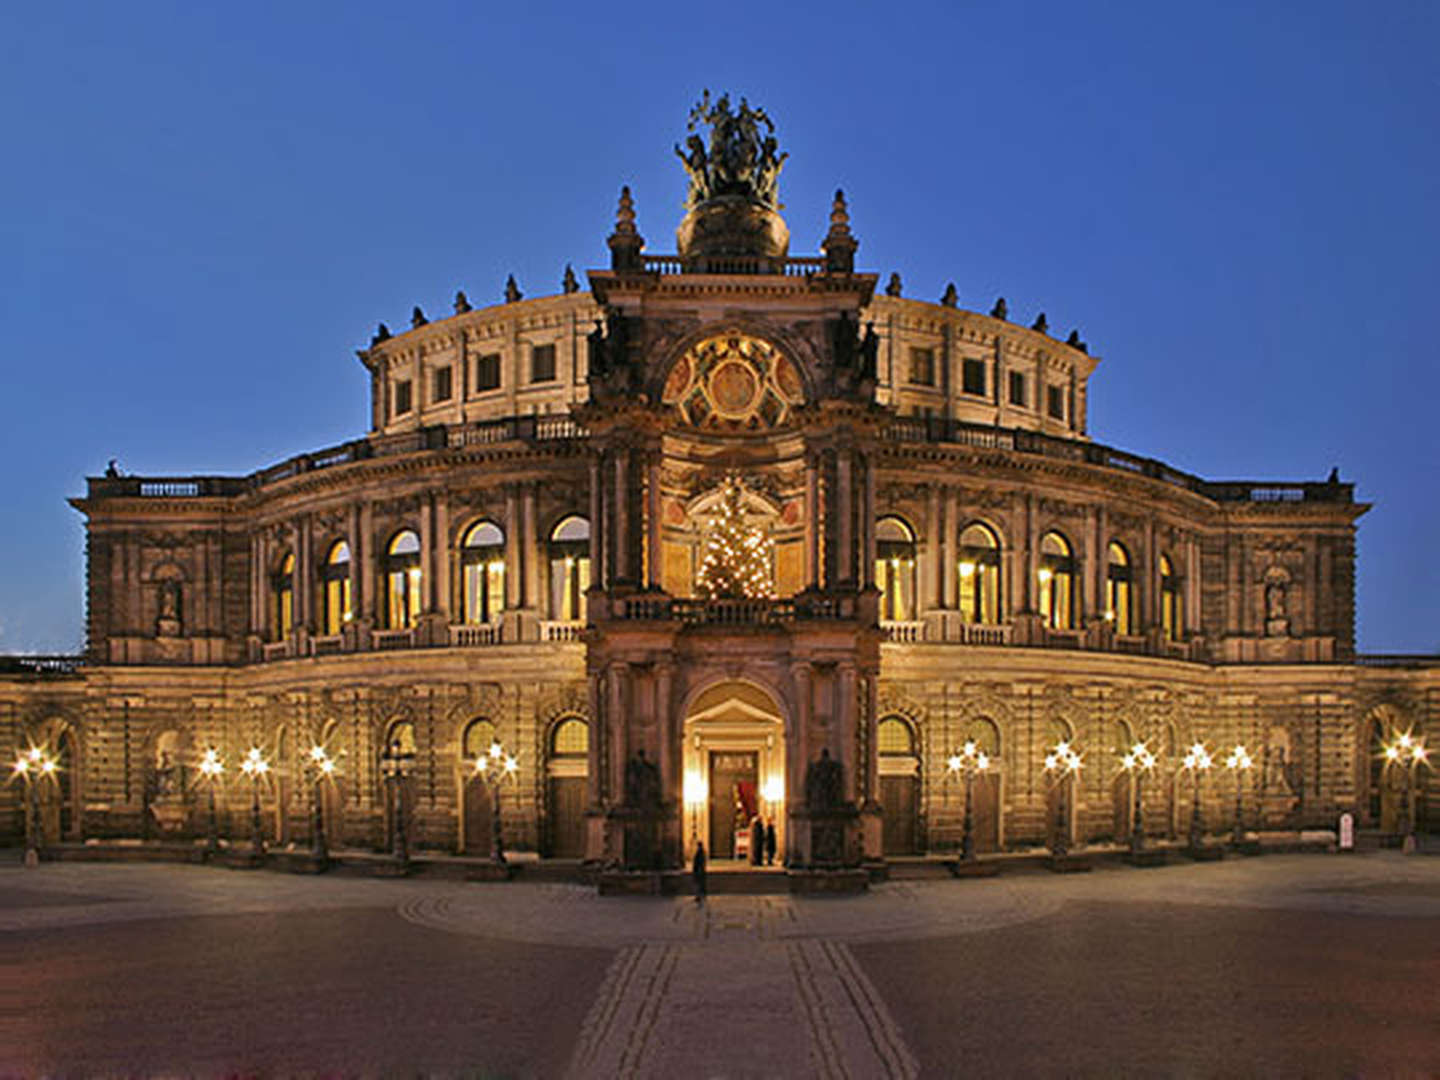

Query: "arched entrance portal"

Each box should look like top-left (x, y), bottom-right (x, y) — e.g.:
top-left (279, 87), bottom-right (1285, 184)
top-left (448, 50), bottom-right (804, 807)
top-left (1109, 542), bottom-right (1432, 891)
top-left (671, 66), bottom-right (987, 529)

top-left (682, 681), bottom-right (786, 864)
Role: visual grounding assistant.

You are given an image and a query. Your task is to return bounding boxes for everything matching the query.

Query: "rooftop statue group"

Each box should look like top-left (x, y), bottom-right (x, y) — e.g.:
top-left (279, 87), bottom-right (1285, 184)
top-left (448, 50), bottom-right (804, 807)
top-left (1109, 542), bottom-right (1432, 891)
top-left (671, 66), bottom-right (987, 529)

top-left (675, 90), bottom-right (788, 210)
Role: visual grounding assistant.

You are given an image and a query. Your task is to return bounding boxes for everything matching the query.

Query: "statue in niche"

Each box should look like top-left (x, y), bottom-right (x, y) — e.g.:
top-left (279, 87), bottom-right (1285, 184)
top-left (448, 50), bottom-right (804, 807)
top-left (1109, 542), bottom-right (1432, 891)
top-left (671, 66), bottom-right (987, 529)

top-left (804, 748), bottom-right (844, 810)
top-left (156, 580), bottom-right (182, 637)
top-left (1264, 567), bottom-right (1291, 637)
top-left (624, 749), bottom-right (662, 810)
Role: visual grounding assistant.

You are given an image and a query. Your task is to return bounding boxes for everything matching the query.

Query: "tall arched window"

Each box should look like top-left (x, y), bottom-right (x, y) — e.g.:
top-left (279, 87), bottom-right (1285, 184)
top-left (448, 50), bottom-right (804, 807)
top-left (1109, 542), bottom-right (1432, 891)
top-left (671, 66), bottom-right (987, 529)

top-left (320, 541), bottom-right (352, 635)
top-left (1106, 541), bottom-right (1134, 634)
top-left (463, 717), bottom-right (498, 762)
top-left (1160, 553), bottom-right (1183, 641)
top-left (384, 530), bottom-right (422, 630)
top-left (958, 522), bottom-right (1001, 623)
top-left (875, 517), bottom-right (916, 622)
top-left (548, 516), bottom-right (590, 622)
top-left (461, 521), bottom-right (506, 624)
top-left (1037, 531), bottom-right (1076, 630)
top-left (550, 717), bottom-right (589, 759)
top-left (273, 552), bottom-right (294, 639)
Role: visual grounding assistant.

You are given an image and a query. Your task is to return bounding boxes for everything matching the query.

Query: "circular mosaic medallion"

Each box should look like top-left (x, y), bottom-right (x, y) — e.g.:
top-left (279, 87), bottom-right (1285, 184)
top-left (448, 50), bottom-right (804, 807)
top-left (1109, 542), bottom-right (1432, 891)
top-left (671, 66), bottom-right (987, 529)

top-left (665, 332), bottom-right (803, 430)
top-left (710, 360), bottom-right (759, 416)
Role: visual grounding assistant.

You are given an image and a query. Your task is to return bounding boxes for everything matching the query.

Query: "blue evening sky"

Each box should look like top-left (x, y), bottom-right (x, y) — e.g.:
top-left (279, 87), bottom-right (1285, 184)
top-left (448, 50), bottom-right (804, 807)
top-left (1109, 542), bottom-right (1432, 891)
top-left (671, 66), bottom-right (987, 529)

top-left (2, 1), bottom-right (1436, 654)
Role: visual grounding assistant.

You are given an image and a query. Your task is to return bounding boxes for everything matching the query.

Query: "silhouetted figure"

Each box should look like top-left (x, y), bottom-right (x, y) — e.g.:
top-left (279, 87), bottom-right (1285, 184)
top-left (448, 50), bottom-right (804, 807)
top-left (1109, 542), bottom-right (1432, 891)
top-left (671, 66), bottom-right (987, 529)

top-left (1031, 312), bottom-right (1048, 334)
top-left (562, 265), bottom-right (579, 294)
top-left (692, 841), bottom-right (708, 904)
top-left (990, 298), bottom-right (1008, 320)
top-left (504, 275), bottom-right (522, 303)
top-left (764, 820), bottom-right (777, 865)
top-left (105, 460), bottom-right (120, 478)
top-left (372, 323), bottom-right (391, 345)
top-left (941, 283), bottom-right (958, 307)
top-left (1327, 466), bottom-right (1340, 484)
top-left (886, 272), bottom-right (902, 297)
top-left (750, 817), bottom-right (764, 866)
top-left (411, 306), bottom-right (427, 328)
top-left (454, 290), bottom-right (472, 314)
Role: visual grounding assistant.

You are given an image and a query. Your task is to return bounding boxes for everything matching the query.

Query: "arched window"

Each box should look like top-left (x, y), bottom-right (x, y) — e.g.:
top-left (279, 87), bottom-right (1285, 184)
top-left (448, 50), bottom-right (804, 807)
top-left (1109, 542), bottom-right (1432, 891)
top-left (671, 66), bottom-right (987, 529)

top-left (550, 717), bottom-right (589, 758)
top-left (875, 517), bottom-right (916, 622)
top-left (1106, 541), bottom-right (1134, 635)
top-left (461, 521), bottom-right (506, 624)
top-left (386, 719), bottom-right (417, 757)
top-left (877, 716), bottom-right (916, 757)
top-left (273, 552), bottom-right (294, 639)
top-left (384, 530), bottom-right (422, 630)
top-left (1038, 531), bottom-right (1076, 630)
top-left (1160, 553), bottom-right (1183, 641)
top-left (320, 541), bottom-right (352, 636)
top-left (958, 522), bottom-right (1001, 624)
top-left (548, 516), bottom-right (591, 622)
top-left (463, 718), bottom-right (498, 762)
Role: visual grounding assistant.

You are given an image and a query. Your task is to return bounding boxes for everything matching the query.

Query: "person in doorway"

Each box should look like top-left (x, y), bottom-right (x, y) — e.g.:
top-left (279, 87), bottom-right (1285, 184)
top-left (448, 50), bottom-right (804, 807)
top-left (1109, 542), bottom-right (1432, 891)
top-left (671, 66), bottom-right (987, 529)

top-left (750, 816), bottom-right (764, 866)
top-left (692, 840), bottom-right (707, 904)
top-left (764, 819), bottom-right (777, 865)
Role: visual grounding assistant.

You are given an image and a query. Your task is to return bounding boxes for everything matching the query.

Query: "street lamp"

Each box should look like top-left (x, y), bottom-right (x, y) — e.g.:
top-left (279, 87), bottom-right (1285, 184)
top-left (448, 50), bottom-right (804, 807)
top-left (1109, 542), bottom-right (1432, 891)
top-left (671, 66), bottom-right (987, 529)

top-left (240, 747), bottom-right (270, 858)
top-left (471, 739), bottom-right (518, 864)
top-left (308, 745), bottom-right (336, 862)
top-left (1224, 745), bottom-right (1253, 848)
top-left (198, 748), bottom-right (224, 860)
top-left (1043, 740), bottom-right (1083, 860)
top-left (946, 740), bottom-right (990, 863)
top-left (380, 738), bottom-right (416, 866)
top-left (1182, 741), bottom-right (1213, 855)
top-left (12, 746), bottom-right (57, 868)
top-left (1384, 731), bottom-right (1429, 852)
top-left (1121, 741), bottom-right (1156, 856)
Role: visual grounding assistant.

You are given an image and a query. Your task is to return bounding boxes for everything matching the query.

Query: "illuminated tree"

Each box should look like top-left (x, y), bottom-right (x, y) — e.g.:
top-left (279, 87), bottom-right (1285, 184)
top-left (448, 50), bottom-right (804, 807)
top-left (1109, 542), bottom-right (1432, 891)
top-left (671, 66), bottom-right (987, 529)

top-left (696, 476), bottom-right (773, 600)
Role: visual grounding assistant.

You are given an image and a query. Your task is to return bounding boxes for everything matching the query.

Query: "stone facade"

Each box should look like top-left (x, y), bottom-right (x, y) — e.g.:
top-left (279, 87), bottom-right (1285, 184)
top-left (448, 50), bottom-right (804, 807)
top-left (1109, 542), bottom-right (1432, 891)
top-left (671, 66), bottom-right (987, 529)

top-left (3, 104), bottom-right (1435, 863)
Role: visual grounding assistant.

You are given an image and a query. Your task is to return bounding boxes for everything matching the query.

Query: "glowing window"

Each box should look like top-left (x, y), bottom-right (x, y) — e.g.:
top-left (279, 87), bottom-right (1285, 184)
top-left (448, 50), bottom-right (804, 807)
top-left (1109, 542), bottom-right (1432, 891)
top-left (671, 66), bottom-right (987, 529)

top-left (1038, 531), bottom-right (1075, 631)
top-left (384, 530), bottom-right (422, 630)
top-left (461, 521), bottom-right (506, 624)
top-left (878, 717), bottom-right (915, 756)
top-left (321, 541), bottom-right (352, 636)
top-left (551, 718), bottom-right (589, 757)
top-left (958, 522), bottom-right (1001, 624)
top-left (1160, 554), bottom-right (1183, 642)
top-left (875, 517), bottom-right (916, 622)
top-left (273, 552), bottom-right (294, 639)
top-left (548, 516), bottom-right (591, 621)
top-left (1106, 541), bottom-right (1134, 635)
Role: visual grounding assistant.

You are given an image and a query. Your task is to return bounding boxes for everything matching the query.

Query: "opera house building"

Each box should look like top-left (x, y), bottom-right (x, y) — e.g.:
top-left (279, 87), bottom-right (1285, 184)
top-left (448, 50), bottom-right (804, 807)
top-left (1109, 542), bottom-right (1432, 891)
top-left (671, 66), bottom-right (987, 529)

top-left (4, 96), bottom-right (1433, 876)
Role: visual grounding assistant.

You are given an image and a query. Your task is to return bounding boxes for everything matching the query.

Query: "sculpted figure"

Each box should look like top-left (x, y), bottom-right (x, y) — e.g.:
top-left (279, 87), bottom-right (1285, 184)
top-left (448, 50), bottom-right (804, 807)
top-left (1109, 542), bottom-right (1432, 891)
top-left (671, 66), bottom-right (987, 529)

top-left (805, 748), bottom-right (844, 810)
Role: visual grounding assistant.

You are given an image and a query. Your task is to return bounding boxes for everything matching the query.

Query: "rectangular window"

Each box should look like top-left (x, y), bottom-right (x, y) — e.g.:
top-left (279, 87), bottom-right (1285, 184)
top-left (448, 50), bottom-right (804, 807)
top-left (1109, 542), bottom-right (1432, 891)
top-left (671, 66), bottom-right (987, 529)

top-left (432, 365), bottom-right (453, 403)
top-left (1009, 371), bottom-right (1026, 407)
top-left (394, 379), bottom-right (413, 416)
top-left (1047, 385), bottom-right (1065, 420)
top-left (531, 343), bottom-right (557, 383)
top-left (908, 347), bottom-right (935, 386)
top-left (475, 353), bottom-right (501, 392)
top-left (962, 357), bottom-right (986, 396)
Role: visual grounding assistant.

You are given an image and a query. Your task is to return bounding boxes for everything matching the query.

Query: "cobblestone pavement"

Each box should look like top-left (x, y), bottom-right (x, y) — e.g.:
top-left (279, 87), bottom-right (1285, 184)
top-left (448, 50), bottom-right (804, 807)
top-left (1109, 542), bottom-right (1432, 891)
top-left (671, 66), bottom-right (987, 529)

top-left (4, 854), bottom-right (1438, 1076)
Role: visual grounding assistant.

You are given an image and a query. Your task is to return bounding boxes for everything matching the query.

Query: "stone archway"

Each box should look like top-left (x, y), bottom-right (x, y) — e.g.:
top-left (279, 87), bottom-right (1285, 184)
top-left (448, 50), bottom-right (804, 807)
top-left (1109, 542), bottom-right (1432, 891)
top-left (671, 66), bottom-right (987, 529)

top-left (681, 680), bottom-right (786, 865)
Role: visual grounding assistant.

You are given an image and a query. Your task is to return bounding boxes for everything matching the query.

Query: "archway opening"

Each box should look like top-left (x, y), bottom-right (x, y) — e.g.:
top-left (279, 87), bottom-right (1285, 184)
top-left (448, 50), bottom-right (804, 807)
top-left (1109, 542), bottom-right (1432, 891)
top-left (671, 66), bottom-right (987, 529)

top-left (682, 681), bottom-right (786, 866)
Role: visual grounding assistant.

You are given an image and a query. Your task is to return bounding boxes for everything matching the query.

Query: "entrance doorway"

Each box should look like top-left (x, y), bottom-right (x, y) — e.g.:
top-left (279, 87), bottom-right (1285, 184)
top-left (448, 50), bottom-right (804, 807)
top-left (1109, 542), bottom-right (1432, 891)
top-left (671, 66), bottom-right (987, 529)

top-left (709, 751), bottom-right (758, 859)
top-left (682, 680), bottom-right (786, 865)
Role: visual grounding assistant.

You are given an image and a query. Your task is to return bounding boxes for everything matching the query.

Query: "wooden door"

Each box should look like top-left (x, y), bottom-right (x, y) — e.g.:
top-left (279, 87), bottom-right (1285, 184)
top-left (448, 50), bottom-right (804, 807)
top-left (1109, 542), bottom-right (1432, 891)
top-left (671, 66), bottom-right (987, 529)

top-left (463, 776), bottom-right (492, 855)
top-left (880, 776), bottom-right (917, 854)
top-left (548, 777), bottom-right (586, 857)
top-left (971, 772), bottom-right (1000, 852)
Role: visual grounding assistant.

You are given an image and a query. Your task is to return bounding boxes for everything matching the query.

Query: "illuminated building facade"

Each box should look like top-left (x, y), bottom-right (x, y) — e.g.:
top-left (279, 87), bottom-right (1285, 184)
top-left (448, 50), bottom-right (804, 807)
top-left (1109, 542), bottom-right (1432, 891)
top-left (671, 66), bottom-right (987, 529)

top-left (3, 97), bottom-right (1435, 868)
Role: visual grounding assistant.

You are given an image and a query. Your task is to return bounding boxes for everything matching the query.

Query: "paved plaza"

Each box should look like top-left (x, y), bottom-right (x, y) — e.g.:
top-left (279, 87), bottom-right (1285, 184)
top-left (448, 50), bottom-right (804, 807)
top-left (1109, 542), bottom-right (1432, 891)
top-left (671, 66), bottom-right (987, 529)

top-left (4, 854), bottom-right (1438, 1076)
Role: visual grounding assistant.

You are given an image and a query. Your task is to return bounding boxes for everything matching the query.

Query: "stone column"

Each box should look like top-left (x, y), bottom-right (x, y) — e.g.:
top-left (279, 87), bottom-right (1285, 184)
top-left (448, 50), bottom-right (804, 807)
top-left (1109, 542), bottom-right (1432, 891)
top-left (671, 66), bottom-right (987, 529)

top-left (418, 496), bottom-right (434, 613)
top-left (646, 452), bottom-right (662, 590)
top-left (838, 663), bottom-right (858, 803)
top-left (288, 523), bottom-right (303, 639)
top-left (942, 487), bottom-right (958, 610)
top-left (861, 452), bottom-right (877, 589)
top-left (522, 483), bottom-right (540, 610)
top-left (588, 455), bottom-right (604, 595)
top-left (613, 450), bottom-right (630, 585)
top-left (505, 485), bottom-right (522, 608)
top-left (608, 662), bottom-right (628, 804)
top-left (348, 503), bottom-right (363, 625)
top-left (434, 497), bottom-right (450, 621)
top-left (836, 449), bottom-right (853, 586)
top-left (804, 453), bottom-right (820, 590)
top-left (656, 663), bottom-right (675, 799)
top-left (1023, 494), bottom-right (1038, 612)
top-left (1186, 535), bottom-right (1200, 639)
top-left (789, 661), bottom-right (813, 861)
top-left (359, 501), bottom-right (375, 627)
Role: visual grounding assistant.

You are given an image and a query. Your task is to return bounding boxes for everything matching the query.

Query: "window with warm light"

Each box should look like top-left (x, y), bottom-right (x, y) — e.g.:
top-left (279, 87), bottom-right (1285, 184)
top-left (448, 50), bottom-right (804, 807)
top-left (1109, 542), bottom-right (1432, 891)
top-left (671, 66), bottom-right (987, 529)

top-left (463, 718), bottom-right (497, 761)
top-left (273, 551), bottom-right (294, 639)
top-left (1160, 553), bottom-right (1183, 641)
top-left (461, 521), bottom-right (506, 624)
top-left (548, 516), bottom-right (591, 621)
top-left (1038, 531), bottom-right (1075, 630)
top-left (1106, 541), bottom-right (1134, 634)
top-left (384, 530), bottom-right (422, 629)
top-left (958, 522), bottom-right (1001, 623)
top-left (878, 717), bottom-right (915, 756)
top-left (320, 540), bottom-right (352, 635)
top-left (875, 516), bottom-right (916, 621)
top-left (550, 718), bottom-right (588, 758)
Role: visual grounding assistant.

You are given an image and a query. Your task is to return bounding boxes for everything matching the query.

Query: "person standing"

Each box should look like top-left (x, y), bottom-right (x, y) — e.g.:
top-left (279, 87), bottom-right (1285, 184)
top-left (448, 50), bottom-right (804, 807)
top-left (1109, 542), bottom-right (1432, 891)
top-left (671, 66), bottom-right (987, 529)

top-left (692, 840), bottom-right (707, 904)
top-left (764, 819), bottom-right (777, 865)
top-left (750, 816), bottom-right (764, 866)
